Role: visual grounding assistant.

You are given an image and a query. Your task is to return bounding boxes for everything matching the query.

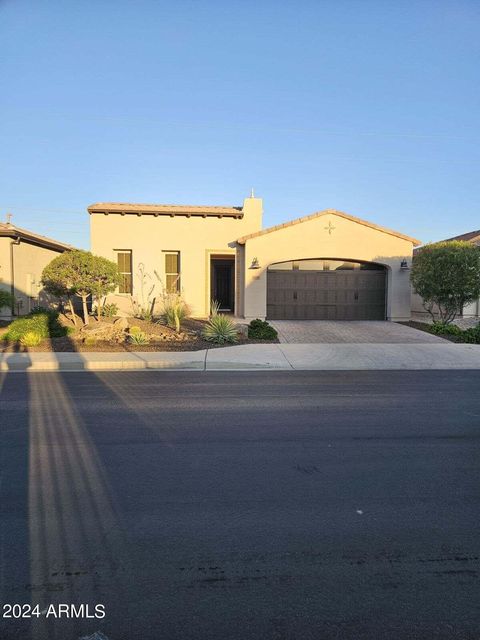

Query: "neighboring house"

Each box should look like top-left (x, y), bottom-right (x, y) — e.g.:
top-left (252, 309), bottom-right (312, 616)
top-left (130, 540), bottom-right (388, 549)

top-left (0, 222), bottom-right (72, 318)
top-left (90, 195), bottom-right (419, 321)
top-left (411, 230), bottom-right (480, 319)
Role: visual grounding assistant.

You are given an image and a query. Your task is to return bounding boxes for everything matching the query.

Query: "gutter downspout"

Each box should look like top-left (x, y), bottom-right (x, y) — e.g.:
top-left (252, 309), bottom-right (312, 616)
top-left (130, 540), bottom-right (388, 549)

top-left (10, 236), bottom-right (20, 316)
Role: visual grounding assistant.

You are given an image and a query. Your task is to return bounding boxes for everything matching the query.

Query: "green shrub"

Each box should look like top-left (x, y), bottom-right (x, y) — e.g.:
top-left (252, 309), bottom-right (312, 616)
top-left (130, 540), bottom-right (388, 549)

top-left (83, 336), bottom-right (97, 346)
top-left (129, 330), bottom-right (150, 345)
top-left (0, 289), bottom-right (14, 311)
top-left (98, 302), bottom-right (118, 318)
top-left (248, 319), bottom-right (278, 340)
top-left (462, 325), bottom-right (480, 344)
top-left (20, 331), bottom-right (42, 347)
top-left (4, 314), bottom-right (49, 341)
top-left (3, 311), bottom-right (69, 342)
top-left (430, 322), bottom-right (462, 336)
top-left (202, 314), bottom-right (238, 344)
top-left (428, 321), bottom-right (480, 344)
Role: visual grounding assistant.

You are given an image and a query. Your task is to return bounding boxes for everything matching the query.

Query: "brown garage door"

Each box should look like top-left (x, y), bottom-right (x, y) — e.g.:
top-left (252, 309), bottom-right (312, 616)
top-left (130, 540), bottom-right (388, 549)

top-left (267, 262), bottom-right (386, 320)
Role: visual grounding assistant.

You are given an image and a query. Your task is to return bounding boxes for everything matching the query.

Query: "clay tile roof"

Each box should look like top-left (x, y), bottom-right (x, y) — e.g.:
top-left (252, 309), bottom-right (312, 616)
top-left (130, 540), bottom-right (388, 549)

top-left (0, 222), bottom-right (73, 251)
top-left (440, 230), bottom-right (480, 244)
top-left (236, 209), bottom-right (421, 246)
top-left (87, 202), bottom-right (243, 217)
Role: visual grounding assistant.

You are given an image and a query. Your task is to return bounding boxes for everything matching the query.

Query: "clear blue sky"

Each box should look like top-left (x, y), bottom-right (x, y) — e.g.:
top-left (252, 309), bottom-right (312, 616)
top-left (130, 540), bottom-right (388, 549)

top-left (1, 0), bottom-right (479, 248)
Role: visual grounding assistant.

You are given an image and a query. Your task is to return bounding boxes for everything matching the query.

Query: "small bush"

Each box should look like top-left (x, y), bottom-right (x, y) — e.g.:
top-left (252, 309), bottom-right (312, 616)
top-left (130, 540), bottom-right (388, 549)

top-left (99, 303), bottom-right (118, 318)
top-left (462, 325), bottom-right (480, 344)
top-left (4, 314), bottom-right (49, 341)
top-left (0, 289), bottom-right (14, 311)
top-left (20, 331), bottom-right (42, 347)
top-left (3, 311), bottom-right (69, 342)
top-left (203, 314), bottom-right (238, 344)
top-left (248, 319), bottom-right (278, 340)
top-left (430, 322), bottom-right (462, 336)
top-left (83, 336), bottom-right (98, 346)
top-left (129, 331), bottom-right (150, 345)
top-left (129, 325), bottom-right (143, 336)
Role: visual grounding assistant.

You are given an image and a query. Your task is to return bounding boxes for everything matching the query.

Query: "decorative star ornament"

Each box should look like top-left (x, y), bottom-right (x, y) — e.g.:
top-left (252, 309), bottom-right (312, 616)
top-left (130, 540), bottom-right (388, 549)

top-left (325, 221), bottom-right (336, 235)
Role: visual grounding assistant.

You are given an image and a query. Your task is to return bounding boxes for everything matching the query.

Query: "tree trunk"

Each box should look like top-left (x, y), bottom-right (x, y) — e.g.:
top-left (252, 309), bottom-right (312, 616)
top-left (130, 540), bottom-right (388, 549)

top-left (68, 296), bottom-right (77, 327)
top-left (82, 295), bottom-right (89, 325)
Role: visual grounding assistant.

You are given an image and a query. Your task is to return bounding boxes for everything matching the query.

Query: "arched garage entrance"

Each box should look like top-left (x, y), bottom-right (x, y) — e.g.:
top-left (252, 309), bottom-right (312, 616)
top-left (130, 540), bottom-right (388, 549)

top-left (266, 258), bottom-right (386, 320)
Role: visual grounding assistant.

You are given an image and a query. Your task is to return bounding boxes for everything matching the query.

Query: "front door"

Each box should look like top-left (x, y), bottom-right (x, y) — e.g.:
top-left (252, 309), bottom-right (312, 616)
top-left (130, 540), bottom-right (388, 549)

top-left (211, 259), bottom-right (234, 312)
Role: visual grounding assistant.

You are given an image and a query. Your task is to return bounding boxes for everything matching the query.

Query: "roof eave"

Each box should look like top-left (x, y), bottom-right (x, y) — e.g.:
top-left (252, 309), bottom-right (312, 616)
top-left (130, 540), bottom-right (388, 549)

top-left (237, 209), bottom-right (421, 246)
top-left (88, 208), bottom-right (244, 219)
top-left (0, 228), bottom-right (72, 252)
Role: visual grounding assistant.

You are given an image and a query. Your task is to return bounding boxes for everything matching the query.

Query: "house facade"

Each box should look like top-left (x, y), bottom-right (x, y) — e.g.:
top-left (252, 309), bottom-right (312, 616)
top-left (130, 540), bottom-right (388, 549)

top-left (89, 196), bottom-right (420, 321)
top-left (0, 222), bottom-right (72, 318)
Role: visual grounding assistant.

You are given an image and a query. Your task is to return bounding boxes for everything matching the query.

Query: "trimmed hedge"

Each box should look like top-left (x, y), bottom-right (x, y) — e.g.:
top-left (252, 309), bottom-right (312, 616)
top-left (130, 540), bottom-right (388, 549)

top-left (3, 310), bottom-right (71, 342)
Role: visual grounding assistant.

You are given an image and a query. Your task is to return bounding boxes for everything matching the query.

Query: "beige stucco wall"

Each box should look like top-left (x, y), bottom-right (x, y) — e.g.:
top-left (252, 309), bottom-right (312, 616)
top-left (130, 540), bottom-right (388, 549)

top-left (239, 212), bottom-right (415, 321)
top-left (463, 299), bottom-right (480, 317)
top-left (0, 237), bottom-right (64, 318)
top-left (90, 197), bottom-right (262, 317)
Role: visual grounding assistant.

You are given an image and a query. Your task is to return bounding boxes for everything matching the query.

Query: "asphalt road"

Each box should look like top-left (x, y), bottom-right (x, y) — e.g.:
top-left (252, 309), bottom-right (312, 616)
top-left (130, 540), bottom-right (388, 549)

top-left (1, 370), bottom-right (479, 640)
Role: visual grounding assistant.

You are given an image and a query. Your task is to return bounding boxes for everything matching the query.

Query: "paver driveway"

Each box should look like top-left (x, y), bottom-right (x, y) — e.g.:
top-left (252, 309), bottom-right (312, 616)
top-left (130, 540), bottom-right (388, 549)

top-left (270, 320), bottom-right (447, 343)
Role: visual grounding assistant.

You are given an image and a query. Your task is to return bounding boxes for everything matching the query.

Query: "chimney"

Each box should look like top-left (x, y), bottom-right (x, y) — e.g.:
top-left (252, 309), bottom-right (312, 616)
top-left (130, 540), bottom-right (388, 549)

top-left (242, 190), bottom-right (263, 231)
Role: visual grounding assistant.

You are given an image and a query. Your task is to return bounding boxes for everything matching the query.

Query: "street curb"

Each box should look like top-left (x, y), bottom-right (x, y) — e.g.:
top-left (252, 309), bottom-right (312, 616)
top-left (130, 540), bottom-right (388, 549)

top-left (1, 343), bottom-right (480, 372)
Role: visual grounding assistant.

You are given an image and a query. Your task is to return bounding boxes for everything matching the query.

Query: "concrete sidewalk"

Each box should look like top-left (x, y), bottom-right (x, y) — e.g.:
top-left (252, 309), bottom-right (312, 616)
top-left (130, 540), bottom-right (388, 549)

top-left (1, 343), bottom-right (480, 371)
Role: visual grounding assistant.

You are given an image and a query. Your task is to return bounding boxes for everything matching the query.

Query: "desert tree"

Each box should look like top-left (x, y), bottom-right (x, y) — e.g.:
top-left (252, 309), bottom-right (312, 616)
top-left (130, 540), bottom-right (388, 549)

top-left (411, 241), bottom-right (480, 324)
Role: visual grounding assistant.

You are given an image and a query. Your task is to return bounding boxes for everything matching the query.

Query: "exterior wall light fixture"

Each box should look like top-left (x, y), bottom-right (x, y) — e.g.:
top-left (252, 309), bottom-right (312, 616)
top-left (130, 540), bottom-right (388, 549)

top-left (250, 257), bottom-right (261, 269)
top-left (400, 259), bottom-right (410, 270)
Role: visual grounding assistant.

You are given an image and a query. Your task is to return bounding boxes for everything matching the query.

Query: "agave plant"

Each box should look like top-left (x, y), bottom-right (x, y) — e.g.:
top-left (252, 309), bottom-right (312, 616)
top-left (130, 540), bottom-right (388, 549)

top-left (160, 293), bottom-right (189, 332)
top-left (210, 299), bottom-right (221, 318)
top-left (129, 330), bottom-right (150, 345)
top-left (202, 314), bottom-right (238, 344)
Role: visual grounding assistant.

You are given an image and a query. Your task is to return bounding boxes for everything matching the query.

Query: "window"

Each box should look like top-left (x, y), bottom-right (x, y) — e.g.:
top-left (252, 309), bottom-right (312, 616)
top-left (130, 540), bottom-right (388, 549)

top-left (115, 250), bottom-right (132, 294)
top-left (164, 251), bottom-right (180, 293)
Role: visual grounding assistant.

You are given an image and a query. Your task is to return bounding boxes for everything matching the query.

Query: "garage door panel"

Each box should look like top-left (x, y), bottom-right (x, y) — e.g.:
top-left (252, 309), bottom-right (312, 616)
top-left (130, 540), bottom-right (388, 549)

top-left (267, 268), bottom-right (386, 320)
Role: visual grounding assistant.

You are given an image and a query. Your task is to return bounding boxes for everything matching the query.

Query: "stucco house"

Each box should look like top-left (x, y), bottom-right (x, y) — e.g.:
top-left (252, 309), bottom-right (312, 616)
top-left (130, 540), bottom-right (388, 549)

top-left (0, 221), bottom-right (72, 318)
top-left (411, 229), bottom-right (480, 320)
top-left (89, 195), bottom-right (420, 322)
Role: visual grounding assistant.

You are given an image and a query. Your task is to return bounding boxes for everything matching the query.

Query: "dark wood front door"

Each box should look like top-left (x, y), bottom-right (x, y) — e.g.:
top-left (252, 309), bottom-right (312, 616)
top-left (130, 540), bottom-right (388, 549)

top-left (211, 259), bottom-right (234, 311)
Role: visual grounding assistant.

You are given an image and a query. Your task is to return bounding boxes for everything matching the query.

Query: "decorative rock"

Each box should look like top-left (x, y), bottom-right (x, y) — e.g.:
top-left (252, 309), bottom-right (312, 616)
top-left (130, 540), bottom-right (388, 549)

top-left (80, 321), bottom-right (126, 343)
top-left (235, 323), bottom-right (249, 337)
top-left (113, 317), bottom-right (129, 331)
